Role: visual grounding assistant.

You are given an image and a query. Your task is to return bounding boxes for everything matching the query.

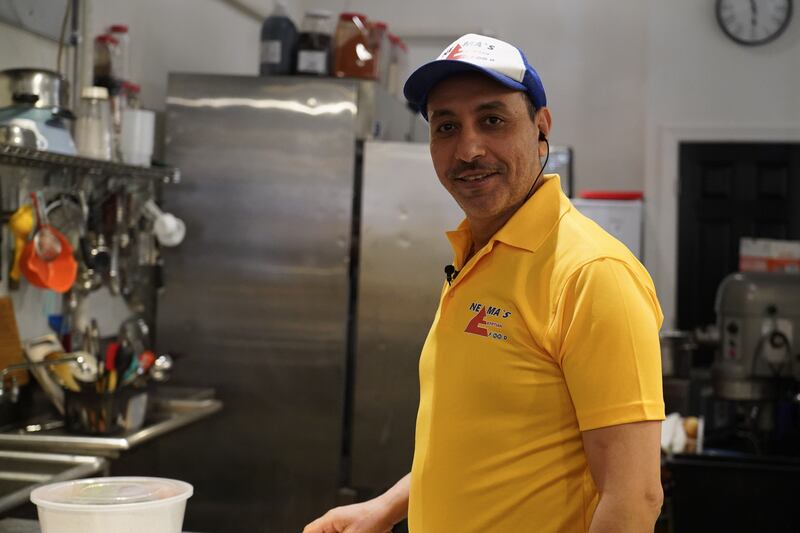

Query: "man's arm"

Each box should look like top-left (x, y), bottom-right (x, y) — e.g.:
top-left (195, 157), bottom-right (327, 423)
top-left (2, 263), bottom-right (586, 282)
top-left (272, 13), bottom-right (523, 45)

top-left (303, 474), bottom-right (410, 533)
top-left (582, 420), bottom-right (663, 533)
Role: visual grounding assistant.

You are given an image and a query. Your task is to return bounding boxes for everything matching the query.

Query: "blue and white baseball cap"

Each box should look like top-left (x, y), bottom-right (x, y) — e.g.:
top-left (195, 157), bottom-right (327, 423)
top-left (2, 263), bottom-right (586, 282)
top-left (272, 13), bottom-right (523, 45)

top-left (403, 33), bottom-right (547, 120)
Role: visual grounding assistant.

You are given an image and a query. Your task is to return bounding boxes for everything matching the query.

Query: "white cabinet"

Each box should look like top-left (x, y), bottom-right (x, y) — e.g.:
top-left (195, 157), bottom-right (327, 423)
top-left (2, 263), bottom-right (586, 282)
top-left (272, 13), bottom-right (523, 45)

top-left (572, 198), bottom-right (644, 259)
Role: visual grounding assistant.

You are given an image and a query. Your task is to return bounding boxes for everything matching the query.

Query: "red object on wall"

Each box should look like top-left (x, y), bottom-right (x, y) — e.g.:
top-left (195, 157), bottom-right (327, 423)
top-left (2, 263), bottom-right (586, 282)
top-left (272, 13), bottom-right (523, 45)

top-left (578, 191), bottom-right (644, 200)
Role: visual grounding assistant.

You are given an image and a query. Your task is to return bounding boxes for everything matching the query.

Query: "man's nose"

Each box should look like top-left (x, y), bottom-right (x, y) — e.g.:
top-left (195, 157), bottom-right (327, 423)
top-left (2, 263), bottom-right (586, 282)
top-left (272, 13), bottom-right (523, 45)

top-left (454, 125), bottom-right (486, 162)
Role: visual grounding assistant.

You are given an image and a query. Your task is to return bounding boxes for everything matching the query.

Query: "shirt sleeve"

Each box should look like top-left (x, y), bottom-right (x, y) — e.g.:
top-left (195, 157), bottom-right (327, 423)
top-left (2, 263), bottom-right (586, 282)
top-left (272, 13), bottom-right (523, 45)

top-left (550, 258), bottom-right (665, 432)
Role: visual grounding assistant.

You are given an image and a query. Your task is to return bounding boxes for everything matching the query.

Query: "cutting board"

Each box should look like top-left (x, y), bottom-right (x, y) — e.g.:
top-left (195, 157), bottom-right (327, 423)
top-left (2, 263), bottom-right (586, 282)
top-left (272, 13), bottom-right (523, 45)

top-left (0, 297), bottom-right (28, 384)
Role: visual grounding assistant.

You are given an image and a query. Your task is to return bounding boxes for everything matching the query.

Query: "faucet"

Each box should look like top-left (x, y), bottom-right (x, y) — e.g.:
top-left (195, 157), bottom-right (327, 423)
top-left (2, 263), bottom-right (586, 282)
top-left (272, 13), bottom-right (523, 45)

top-left (0, 354), bottom-right (90, 404)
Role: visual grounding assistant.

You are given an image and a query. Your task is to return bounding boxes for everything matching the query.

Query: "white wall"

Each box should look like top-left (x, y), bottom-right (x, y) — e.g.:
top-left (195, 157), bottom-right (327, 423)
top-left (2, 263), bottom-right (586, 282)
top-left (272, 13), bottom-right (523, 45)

top-left (642, 0), bottom-right (800, 328)
top-left (304, 0), bottom-right (650, 194)
top-left (645, 0), bottom-right (800, 128)
top-left (86, 0), bottom-right (292, 110)
top-left (0, 20), bottom-right (60, 71)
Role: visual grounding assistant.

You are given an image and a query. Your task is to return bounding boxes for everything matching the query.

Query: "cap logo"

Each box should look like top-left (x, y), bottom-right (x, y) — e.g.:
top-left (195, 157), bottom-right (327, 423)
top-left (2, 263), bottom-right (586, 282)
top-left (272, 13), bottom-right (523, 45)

top-left (445, 43), bottom-right (464, 60)
top-left (436, 34), bottom-right (525, 83)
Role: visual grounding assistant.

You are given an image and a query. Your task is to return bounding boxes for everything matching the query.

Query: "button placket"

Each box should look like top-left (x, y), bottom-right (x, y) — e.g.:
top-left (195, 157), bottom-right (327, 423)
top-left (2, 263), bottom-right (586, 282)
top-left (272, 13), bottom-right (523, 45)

top-left (448, 241), bottom-right (495, 290)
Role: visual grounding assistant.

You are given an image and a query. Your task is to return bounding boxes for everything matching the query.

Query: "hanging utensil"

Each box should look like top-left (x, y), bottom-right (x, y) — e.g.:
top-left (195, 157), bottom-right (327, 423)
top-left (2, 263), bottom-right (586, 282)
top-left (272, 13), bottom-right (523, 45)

top-left (108, 192), bottom-right (124, 295)
top-left (8, 204), bottom-right (34, 288)
top-left (142, 199), bottom-right (186, 247)
top-left (42, 229), bottom-right (78, 293)
top-left (150, 354), bottom-right (173, 382)
top-left (45, 193), bottom-right (84, 250)
top-left (121, 350), bottom-right (158, 387)
top-left (43, 351), bottom-right (81, 392)
top-left (31, 191), bottom-right (62, 261)
top-left (118, 315), bottom-right (149, 357)
top-left (18, 192), bottom-right (77, 292)
top-left (76, 236), bottom-right (103, 293)
top-left (103, 342), bottom-right (120, 392)
top-left (20, 231), bottom-right (50, 289)
top-left (67, 350), bottom-right (99, 385)
top-left (85, 196), bottom-right (112, 287)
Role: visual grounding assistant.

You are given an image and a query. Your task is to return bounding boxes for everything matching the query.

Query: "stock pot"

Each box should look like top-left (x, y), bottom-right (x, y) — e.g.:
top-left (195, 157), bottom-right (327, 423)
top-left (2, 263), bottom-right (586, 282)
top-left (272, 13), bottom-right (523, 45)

top-left (0, 69), bottom-right (71, 113)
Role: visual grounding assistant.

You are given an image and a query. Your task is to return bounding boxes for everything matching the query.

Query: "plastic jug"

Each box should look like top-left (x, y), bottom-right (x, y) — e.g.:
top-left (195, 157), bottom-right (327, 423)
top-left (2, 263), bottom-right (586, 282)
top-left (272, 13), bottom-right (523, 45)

top-left (259, 0), bottom-right (297, 75)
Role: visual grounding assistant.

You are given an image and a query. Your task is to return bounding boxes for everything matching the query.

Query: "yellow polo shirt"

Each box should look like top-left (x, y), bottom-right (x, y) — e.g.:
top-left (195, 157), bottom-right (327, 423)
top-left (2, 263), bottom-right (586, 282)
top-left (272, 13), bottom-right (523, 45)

top-left (408, 174), bottom-right (664, 533)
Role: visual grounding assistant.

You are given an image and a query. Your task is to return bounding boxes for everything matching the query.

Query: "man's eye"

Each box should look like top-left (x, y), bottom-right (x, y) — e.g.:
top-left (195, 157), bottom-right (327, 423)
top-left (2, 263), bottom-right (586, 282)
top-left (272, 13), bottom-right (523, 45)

top-left (436, 123), bottom-right (456, 133)
top-left (485, 116), bottom-right (503, 126)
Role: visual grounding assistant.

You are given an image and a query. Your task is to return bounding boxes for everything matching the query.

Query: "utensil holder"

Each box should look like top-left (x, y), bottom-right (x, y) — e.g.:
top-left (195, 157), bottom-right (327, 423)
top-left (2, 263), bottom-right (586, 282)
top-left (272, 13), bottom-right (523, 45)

top-left (64, 388), bottom-right (148, 435)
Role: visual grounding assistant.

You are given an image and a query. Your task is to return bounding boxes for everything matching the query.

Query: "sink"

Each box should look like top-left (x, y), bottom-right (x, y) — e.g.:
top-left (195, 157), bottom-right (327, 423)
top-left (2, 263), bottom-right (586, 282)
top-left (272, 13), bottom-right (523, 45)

top-left (0, 450), bottom-right (106, 513)
top-left (0, 390), bottom-right (222, 458)
top-left (0, 388), bottom-right (215, 514)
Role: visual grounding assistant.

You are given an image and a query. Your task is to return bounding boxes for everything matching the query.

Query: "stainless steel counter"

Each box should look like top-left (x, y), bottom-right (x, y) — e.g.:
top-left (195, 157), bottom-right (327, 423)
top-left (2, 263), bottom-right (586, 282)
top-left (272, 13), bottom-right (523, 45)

top-left (0, 518), bottom-right (201, 532)
top-left (0, 452), bottom-right (106, 514)
top-left (0, 388), bottom-right (222, 458)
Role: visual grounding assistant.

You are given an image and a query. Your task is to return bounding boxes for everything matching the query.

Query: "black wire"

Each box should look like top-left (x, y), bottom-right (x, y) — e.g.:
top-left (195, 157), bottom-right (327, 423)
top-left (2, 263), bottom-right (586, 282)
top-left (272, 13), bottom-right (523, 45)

top-left (524, 138), bottom-right (550, 203)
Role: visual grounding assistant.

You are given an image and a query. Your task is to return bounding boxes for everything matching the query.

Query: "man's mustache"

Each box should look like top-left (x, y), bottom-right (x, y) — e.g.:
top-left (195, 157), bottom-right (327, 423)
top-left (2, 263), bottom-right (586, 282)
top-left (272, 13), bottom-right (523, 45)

top-left (446, 162), bottom-right (506, 180)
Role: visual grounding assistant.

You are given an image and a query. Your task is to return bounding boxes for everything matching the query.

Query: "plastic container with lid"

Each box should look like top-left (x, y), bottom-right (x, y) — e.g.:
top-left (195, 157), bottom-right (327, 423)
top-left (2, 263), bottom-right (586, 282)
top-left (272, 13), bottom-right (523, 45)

top-left (120, 108), bottom-right (155, 167)
top-left (110, 80), bottom-right (140, 159)
top-left (333, 12), bottom-right (375, 79)
top-left (74, 86), bottom-right (113, 161)
top-left (259, 0), bottom-right (297, 75)
top-left (369, 21), bottom-right (390, 85)
top-left (295, 10), bottom-right (334, 76)
top-left (120, 80), bottom-right (141, 108)
top-left (108, 24), bottom-right (130, 81)
top-left (387, 33), bottom-right (400, 96)
top-left (392, 37), bottom-right (409, 97)
top-left (31, 476), bottom-right (193, 533)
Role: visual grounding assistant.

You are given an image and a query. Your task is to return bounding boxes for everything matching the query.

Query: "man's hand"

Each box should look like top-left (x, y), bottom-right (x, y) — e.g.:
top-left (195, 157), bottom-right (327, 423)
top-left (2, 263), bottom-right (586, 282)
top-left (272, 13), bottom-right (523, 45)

top-left (303, 474), bottom-right (410, 533)
top-left (302, 499), bottom-right (394, 533)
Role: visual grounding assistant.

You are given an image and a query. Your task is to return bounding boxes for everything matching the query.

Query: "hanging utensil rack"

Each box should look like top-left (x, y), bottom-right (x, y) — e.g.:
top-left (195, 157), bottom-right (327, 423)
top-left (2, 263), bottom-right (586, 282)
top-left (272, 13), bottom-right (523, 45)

top-left (0, 143), bottom-right (180, 184)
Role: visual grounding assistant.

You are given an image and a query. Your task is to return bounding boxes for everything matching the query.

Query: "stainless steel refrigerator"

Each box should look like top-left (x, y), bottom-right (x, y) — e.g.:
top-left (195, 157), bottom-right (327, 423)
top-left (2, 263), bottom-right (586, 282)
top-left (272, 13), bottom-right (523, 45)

top-left (156, 74), bottom-right (461, 532)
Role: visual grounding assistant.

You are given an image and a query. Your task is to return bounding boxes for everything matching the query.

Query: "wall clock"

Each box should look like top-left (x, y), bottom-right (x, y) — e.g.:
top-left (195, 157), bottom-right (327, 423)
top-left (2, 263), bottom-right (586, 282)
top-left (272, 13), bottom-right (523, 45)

top-left (716, 0), bottom-right (793, 45)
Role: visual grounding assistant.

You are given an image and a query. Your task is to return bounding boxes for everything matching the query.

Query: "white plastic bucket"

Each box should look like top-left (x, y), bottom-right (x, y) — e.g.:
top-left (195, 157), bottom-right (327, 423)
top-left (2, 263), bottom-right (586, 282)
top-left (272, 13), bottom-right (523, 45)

top-left (120, 109), bottom-right (155, 167)
top-left (31, 476), bottom-right (193, 533)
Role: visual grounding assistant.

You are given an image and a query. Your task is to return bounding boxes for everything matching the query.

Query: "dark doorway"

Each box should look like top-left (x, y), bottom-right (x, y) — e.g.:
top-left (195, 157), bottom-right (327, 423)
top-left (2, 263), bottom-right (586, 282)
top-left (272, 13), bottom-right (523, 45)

top-left (677, 142), bottom-right (800, 334)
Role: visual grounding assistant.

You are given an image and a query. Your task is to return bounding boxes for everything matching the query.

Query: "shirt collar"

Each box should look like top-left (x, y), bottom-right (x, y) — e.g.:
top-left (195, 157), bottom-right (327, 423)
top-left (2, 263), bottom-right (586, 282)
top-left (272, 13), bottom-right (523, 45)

top-left (446, 174), bottom-right (570, 261)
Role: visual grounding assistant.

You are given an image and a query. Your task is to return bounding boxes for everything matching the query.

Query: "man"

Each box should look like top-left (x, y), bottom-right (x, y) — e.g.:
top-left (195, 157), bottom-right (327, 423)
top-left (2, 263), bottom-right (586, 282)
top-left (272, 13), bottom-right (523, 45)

top-left (305, 33), bottom-right (664, 533)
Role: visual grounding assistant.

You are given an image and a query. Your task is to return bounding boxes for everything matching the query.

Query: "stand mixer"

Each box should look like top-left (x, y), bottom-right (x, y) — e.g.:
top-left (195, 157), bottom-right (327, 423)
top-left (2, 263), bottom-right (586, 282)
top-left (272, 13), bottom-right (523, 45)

top-left (712, 272), bottom-right (800, 453)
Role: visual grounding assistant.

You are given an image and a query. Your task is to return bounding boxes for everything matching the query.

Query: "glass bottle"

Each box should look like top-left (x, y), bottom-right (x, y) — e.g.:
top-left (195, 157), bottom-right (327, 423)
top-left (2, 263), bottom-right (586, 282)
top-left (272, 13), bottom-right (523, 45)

top-left (93, 34), bottom-right (120, 91)
top-left (75, 86), bottom-right (113, 161)
top-left (295, 10), bottom-right (334, 76)
top-left (333, 12), bottom-right (375, 79)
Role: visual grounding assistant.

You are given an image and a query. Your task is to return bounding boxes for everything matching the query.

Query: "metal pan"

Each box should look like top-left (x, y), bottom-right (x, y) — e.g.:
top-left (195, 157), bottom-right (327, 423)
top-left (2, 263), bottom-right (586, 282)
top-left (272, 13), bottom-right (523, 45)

top-left (0, 69), bottom-right (70, 113)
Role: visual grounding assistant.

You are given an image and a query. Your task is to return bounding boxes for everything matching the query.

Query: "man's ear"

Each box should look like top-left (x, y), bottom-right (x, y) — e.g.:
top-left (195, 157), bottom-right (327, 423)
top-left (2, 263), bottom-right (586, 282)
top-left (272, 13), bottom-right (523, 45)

top-left (535, 107), bottom-right (553, 157)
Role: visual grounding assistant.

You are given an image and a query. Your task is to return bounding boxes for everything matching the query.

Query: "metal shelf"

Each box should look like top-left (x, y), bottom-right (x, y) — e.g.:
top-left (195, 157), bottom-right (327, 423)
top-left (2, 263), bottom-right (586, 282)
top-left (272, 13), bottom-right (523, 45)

top-left (0, 143), bottom-right (180, 183)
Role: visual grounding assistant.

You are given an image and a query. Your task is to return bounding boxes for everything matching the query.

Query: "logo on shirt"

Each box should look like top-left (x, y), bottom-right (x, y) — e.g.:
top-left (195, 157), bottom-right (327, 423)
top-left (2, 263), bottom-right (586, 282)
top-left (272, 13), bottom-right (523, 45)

top-left (465, 302), bottom-right (512, 341)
